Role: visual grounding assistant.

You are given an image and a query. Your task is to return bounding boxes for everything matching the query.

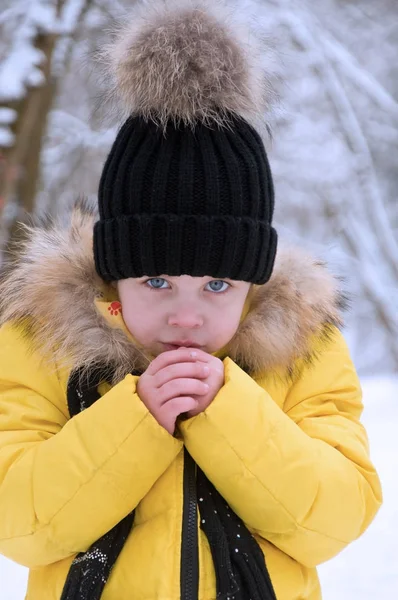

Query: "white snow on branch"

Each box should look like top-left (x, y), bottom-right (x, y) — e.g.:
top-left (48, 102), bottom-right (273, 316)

top-left (0, 127), bottom-right (15, 147)
top-left (323, 33), bottom-right (398, 122)
top-left (90, 0), bottom-right (132, 20)
top-left (0, 45), bottom-right (45, 102)
top-left (0, 108), bottom-right (17, 124)
top-left (48, 111), bottom-right (116, 158)
top-left (0, 1), bottom-right (60, 103)
top-left (282, 9), bottom-right (398, 278)
top-left (52, 0), bottom-right (90, 75)
top-left (60, 0), bottom-right (88, 35)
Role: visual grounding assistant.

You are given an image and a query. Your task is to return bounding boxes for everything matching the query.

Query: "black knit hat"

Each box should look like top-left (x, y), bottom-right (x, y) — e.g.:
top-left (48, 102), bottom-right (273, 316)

top-left (94, 3), bottom-right (278, 284)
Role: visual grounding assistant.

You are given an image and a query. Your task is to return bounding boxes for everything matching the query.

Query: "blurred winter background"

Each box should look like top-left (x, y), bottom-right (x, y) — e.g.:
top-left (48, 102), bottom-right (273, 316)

top-left (0, 0), bottom-right (397, 598)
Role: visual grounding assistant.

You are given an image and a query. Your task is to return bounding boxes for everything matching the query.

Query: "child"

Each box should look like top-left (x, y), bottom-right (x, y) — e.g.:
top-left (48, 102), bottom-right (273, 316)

top-left (0, 2), bottom-right (381, 599)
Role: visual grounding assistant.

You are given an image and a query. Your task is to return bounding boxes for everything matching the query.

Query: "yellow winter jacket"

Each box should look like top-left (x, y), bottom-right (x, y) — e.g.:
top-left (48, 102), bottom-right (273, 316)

top-left (0, 203), bottom-right (382, 599)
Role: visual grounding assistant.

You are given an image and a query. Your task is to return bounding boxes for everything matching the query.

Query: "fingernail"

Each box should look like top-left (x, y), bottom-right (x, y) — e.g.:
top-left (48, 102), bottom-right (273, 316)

top-left (190, 351), bottom-right (197, 357)
top-left (203, 366), bottom-right (210, 375)
top-left (204, 383), bottom-right (209, 390)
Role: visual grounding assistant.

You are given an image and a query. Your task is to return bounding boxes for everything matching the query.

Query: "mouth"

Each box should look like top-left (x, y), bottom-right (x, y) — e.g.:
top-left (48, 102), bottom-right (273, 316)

top-left (161, 341), bottom-right (203, 351)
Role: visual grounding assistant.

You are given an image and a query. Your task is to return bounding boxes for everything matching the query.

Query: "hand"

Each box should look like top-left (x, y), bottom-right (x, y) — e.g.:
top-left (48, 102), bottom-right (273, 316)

top-left (136, 348), bottom-right (210, 435)
top-left (181, 349), bottom-right (224, 418)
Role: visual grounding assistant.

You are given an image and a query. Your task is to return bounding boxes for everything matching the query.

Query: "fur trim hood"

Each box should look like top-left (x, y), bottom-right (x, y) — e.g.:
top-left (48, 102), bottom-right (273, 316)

top-left (0, 200), bottom-right (344, 383)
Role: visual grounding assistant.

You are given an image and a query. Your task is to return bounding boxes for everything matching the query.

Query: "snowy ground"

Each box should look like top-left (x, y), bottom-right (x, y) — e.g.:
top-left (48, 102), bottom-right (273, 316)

top-left (319, 376), bottom-right (398, 600)
top-left (0, 376), bottom-right (396, 600)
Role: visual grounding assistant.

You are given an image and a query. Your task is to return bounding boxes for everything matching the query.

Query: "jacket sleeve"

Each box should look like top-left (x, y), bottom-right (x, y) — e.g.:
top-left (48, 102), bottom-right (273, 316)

top-left (180, 328), bottom-right (382, 567)
top-left (0, 323), bottom-right (182, 568)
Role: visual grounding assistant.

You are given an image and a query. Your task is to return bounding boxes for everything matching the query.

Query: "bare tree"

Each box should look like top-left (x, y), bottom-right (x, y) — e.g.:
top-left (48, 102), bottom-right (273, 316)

top-left (274, 0), bottom-right (398, 369)
top-left (0, 0), bottom-right (93, 242)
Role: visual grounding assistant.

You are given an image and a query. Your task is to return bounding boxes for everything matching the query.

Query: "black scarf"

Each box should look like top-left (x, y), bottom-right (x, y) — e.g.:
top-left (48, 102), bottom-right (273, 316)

top-left (61, 367), bottom-right (277, 600)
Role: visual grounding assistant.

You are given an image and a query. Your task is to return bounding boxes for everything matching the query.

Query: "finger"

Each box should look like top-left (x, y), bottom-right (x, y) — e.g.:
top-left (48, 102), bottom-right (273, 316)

top-left (185, 406), bottom-right (202, 419)
top-left (155, 361), bottom-right (209, 387)
top-left (159, 378), bottom-right (209, 404)
top-left (146, 348), bottom-right (201, 376)
top-left (161, 397), bottom-right (198, 435)
top-left (163, 396), bottom-right (198, 417)
top-left (184, 348), bottom-right (224, 372)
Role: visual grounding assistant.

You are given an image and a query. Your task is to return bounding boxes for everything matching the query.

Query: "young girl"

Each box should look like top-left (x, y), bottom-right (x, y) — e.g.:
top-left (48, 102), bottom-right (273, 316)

top-left (0, 2), bottom-right (381, 599)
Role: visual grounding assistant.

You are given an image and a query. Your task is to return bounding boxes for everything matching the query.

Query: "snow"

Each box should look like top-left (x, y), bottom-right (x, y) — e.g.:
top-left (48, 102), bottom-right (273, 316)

top-left (0, 127), bottom-right (14, 147)
top-left (0, 376), bottom-right (396, 599)
top-left (0, 0), bottom-right (61, 102)
top-left (0, 108), bottom-right (17, 124)
top-left (322, 33), bottom-right (398, 120)
top-left (319, 376), bottom-right (398, 599)
top-left (60, 0), bottom-right (87, 35)
top-left (0, 44), bottom-right (45, 101)
top-left (0, 0), bottom-right (88, 146)
top-left (0, 1), bottom-right (54, 146)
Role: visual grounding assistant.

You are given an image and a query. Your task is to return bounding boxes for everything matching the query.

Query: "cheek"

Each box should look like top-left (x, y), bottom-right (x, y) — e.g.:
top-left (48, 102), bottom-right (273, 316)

top-left (223, 311), bottom-right (241, 336)
top-left (121, 301), bottom-right (155, 341)
top-left (209, 305), bottom-right (243, 346)
top-left (120, 303), bottom-right (135, 334)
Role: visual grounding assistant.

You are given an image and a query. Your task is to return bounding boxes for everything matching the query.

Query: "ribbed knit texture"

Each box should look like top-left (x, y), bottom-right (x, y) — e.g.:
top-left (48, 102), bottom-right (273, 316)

top-left (94, 115), bottom-right (277, 284)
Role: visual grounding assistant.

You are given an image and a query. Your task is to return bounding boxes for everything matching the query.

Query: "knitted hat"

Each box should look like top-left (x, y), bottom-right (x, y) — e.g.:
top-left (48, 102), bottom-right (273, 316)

top-left (94, 1), bottom-right (278, 284)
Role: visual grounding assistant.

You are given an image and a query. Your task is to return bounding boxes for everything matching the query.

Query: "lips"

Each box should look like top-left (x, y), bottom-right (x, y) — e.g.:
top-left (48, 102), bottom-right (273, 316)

top-left (162, 341), bottom-right (202, 351)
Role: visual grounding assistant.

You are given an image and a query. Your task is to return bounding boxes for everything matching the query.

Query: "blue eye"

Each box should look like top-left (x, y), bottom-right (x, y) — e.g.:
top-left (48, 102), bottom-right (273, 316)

top-left (206, 280), bottom-right (230, 293)
top-left (146, 278), bottom-right (169, 289)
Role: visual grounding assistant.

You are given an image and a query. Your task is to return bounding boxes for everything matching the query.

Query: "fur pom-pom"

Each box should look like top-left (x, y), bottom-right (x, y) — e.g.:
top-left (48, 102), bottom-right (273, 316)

top-left (102, 0), bottom-right (277, 127)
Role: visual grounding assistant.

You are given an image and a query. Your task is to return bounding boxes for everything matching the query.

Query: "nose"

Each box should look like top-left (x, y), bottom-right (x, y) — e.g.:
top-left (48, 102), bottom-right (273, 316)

top-left (168, 305), bottom-right (204, 329)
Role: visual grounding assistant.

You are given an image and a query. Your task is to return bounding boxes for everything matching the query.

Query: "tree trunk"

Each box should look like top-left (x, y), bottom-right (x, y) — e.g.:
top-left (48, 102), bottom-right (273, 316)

top-left (0, 17), bottom-right (62, 219)
top-left (0, 0), bottom-right (93, 244)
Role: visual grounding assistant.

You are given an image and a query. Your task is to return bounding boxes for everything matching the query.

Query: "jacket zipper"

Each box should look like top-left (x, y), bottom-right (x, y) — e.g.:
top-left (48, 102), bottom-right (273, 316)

top-left (180, 448), bottom-right (199, 600)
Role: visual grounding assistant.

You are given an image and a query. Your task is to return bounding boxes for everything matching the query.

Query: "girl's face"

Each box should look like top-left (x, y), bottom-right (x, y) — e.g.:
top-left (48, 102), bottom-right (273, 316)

top-left (117, 275), bottom-right (251, 356)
